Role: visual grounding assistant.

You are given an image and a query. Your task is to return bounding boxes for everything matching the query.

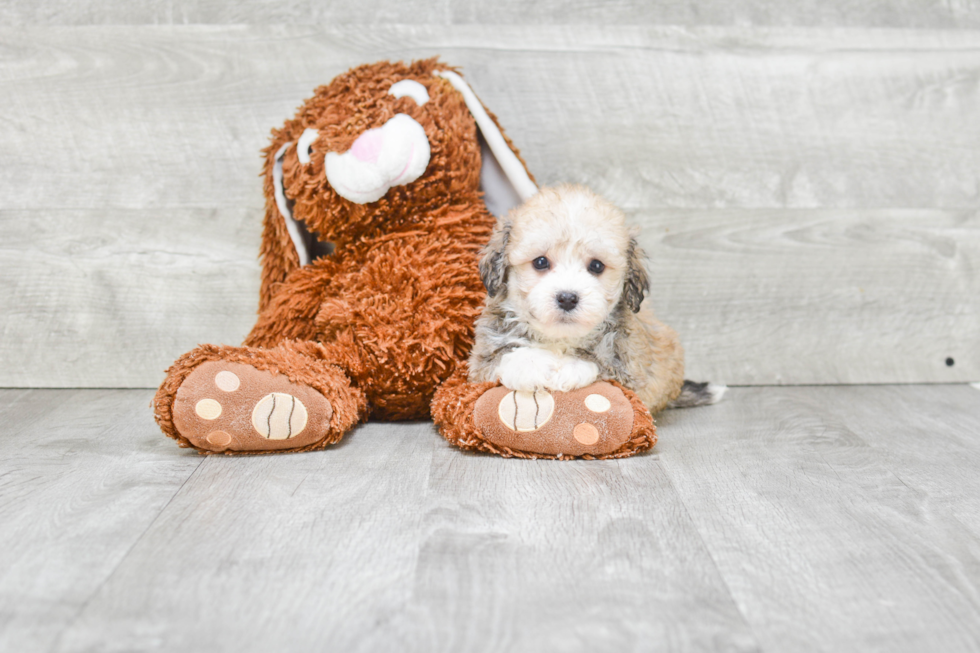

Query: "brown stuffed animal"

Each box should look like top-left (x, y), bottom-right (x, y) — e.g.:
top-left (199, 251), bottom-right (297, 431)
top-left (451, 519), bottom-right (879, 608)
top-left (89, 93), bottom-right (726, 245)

top-left (153, 58), bottom-right (657, 459)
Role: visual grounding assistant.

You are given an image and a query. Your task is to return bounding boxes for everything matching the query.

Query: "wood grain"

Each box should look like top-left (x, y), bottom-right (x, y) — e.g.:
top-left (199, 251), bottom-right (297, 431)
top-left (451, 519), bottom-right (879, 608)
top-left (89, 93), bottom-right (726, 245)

top-left (637, 208), bottom-right (980, 385)
top-left (376, 443), bottom-right (758, 652)
top-left (819, 384), bottom-right (980, 538)
top-left (655, 385), bottom-right (980, 652)
top-left (53, 420), bottom-right (440, 653)
top-left (0, 388), bottom-right (201, 653)
top-left (3, 0), bottom-right (979, 28)
top-left (51, 411), bottom-right (759, 652)
top-left (2, 385), bottom-right (976, 652)
top-left (0, 208), bottom-right (262, 388)
top-left (3, 207), bottom-right (974, 387)
top-left (1, 25), bottom-right (978, 387)
top-left (1, 26), bottom-right (979, 211)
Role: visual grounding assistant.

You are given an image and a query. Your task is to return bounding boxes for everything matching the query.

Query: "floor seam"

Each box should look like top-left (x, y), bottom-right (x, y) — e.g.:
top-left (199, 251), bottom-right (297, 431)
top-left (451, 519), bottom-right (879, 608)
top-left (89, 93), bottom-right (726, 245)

top-left (650, 454), bottom-right (768, 653)
top-left (47, 455), bottom-right (206, 653)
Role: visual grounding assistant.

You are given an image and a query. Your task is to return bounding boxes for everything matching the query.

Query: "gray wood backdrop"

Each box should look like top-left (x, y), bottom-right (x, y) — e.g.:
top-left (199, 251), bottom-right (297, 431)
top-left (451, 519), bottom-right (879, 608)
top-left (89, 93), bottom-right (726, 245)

top-left (1, 4), bottom-right (978, 388)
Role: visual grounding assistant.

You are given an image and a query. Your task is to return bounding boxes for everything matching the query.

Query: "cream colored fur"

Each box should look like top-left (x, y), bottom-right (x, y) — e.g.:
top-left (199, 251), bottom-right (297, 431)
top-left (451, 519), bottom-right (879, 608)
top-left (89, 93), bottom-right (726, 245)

top-left (469, 184), bottom-right (687, 414)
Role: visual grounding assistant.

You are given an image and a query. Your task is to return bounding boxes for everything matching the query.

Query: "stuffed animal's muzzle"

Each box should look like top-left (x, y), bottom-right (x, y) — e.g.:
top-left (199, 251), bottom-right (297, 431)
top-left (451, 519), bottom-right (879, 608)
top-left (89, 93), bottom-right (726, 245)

top-left (324, 114), bottom-right (431, 204)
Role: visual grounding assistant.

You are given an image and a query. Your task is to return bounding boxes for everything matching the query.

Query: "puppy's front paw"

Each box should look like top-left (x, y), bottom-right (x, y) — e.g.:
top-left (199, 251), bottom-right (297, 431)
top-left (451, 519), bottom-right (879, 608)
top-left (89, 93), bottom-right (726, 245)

top-left (495, 348), bottom-right (560, 392)
top-left (548, 358), bottom-right (599, 392)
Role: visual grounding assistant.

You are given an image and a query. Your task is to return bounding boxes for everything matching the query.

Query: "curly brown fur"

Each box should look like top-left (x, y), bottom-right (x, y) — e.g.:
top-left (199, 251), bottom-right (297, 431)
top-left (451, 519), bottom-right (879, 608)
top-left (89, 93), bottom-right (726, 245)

top-left (258, 58), bottom-right (534, 311)
top-left (155, 59), bottom-right (537, 454)
top-left (245, 59), bottom-right (513, 419)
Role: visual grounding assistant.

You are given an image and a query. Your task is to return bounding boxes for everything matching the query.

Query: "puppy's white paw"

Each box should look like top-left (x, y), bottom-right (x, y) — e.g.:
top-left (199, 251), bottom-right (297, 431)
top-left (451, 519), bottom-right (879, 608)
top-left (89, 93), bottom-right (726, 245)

top-left (495, 348), bottom-right (561, 392)
top-left (547, 357), bottom-right (599, 392)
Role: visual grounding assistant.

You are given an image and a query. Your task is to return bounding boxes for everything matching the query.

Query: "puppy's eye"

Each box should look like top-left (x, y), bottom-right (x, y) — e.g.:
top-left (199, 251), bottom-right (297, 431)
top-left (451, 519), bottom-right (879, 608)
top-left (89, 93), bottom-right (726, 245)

top-left (588, 259), bottom-right (605, 274)
top-left (532, 256), bottom-right (550, 271)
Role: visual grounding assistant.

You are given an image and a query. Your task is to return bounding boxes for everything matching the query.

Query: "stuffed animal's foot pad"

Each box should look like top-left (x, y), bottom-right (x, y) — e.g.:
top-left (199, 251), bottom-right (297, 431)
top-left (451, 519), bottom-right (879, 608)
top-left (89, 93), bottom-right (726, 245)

top-left (474, 382), bottom-right (634, 457)
top-left (496, 389), bottom-right (555, 431)
top-left (172, 361), bottom-right (333, 453)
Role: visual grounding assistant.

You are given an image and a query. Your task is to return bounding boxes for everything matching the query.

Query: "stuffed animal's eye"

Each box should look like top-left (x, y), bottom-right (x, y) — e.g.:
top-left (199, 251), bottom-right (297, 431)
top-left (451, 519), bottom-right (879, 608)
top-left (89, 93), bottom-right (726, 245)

top-left (532, 256), bottom-right (550, 271)
top-left (588, 259), bottom-right (605, 274)
top-left (297, 128), bottom-right (318, 164)
top-left (388, 80), bottom-right (430, 106)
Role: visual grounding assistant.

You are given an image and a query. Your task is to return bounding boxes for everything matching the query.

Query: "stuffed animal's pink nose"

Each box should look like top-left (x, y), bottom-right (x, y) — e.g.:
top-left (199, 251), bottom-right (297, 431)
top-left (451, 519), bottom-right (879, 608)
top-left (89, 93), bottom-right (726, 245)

top-left (350, 129), bottom-right (384, 164)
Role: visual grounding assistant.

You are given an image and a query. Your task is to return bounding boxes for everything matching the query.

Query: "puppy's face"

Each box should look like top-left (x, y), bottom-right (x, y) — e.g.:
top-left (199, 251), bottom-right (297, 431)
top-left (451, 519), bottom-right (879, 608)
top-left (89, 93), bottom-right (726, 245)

top-left (481, 185), bottom-right (648, 342)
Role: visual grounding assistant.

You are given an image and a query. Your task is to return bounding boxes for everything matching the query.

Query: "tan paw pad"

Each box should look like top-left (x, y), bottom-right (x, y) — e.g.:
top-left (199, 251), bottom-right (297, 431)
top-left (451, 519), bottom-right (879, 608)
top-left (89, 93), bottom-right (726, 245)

top-left (195, 398), bottom-right (222, 420)
top-left (214, 370), bottom-right (240, 392)
top-left (251, 392), bottom-right (309, 440)
top-left (497, 390), bottom-right (554, 431)
top-left (206, 430), bottom-right (233, 448)
top-left (573, 423), bottom-right (600, 445)
top-left (584, 393), bottom-right (611, 413)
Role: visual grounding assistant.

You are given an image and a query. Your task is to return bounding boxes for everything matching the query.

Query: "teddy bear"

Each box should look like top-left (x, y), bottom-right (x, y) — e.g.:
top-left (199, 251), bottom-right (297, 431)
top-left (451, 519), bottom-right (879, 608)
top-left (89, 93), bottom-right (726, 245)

top-left (153, 59), bottom-right (658, 459)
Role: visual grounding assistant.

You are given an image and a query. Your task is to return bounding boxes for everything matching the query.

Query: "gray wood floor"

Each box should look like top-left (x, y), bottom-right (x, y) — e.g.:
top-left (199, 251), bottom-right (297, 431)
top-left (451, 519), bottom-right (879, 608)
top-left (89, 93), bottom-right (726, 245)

top-left (2, 385), bottom-right (979, 652)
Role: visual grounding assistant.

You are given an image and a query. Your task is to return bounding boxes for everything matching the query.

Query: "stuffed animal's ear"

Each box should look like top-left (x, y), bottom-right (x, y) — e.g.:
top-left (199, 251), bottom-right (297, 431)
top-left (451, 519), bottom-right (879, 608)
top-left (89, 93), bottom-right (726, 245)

top-left (479, 221), bottom-right (511, 298)
top-left (623, 237), bottom-right (649, 313)
top-left (259, 137), bottom-right (337, 312)
top-left (271, 139), bottom-right (334, 262)
top-left (272, 142), bottom-right (312, 267)
top-left (257, 138), bottom-right (303, 313)
top-left (435, 71), bottom-right (538, 217)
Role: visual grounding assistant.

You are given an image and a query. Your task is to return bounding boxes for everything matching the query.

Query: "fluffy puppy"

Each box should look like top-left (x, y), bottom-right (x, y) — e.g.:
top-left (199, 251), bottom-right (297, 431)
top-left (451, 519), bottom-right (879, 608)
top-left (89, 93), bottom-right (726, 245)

top-left (468, 184), bottom-right (723, 413)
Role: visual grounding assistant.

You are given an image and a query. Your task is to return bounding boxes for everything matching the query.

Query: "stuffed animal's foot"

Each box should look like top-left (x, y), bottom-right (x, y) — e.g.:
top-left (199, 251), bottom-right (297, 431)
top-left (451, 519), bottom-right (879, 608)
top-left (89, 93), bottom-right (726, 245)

top-left (432, 374), bottom-right (657, 460)
top-left (169, 361), bottom-right (335, 453)
top-left (475, 382), bottom-right (646, 457)
top-left (155, 343), bottom-right (368, 454)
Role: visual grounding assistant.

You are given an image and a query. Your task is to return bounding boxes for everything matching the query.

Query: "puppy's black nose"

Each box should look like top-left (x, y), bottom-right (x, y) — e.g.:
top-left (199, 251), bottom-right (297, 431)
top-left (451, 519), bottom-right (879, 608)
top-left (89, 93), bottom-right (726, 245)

top-left (556, 291), bottom-right (579, 312)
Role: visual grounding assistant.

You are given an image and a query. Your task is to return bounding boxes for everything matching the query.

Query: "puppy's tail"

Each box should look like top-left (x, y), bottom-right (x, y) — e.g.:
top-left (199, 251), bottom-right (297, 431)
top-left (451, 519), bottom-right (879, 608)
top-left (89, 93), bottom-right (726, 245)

top-left (668, 380), bottom-right (727, 409)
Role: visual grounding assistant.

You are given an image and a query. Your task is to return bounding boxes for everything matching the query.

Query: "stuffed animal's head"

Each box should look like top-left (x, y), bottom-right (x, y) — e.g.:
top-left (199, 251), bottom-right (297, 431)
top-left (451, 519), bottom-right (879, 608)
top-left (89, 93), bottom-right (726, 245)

top-left (263, 58), bottom-right (536, 266)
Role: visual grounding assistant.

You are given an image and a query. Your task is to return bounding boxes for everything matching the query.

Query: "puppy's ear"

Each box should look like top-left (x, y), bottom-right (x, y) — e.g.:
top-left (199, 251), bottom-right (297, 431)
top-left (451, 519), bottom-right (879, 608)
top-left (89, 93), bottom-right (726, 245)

top-left (479, 221), bottom-right (511, 297)
top-left (623, 237), bottom-right (649, 313)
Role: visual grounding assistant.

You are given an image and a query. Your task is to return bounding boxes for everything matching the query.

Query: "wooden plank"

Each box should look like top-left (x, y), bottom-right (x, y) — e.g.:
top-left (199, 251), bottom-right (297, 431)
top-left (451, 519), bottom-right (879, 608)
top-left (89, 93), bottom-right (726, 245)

top-left (2, 0), bottom-right (979, 28)
top-left (0, 26), bottom-right (978, 211)
top-left (449, 0), bottom-right (980, 28)
top-left (637, 208), bottom-right (980, 385)
top-left (3, 207), bottom-right (975, 388)
top-left (0, 208), bottom-right (262, 388)
top-left (656, 385), bottom-right (980, 652)
top-left (0, 389), bottom-right (35, 426)
top-left (0, 389), bottom-right (202, 653)
top-left (16, 384), bottom-right (980, 651)
top-left (51, 421), bottom-right (760, 652)
top-left (371, 441), bottom-right (759, 651)
top-left (817, 384), bottom-right (980, 538)
top-left (53, 420), bottom-right (440, 653)
top-left (2, 25), bottom-right (979, 387)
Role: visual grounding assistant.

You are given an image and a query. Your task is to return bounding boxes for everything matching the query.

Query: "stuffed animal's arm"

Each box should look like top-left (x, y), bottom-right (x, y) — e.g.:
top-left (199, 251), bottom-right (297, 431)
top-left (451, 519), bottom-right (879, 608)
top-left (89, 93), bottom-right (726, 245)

top-left (244, 264), bottom-right (334, 348)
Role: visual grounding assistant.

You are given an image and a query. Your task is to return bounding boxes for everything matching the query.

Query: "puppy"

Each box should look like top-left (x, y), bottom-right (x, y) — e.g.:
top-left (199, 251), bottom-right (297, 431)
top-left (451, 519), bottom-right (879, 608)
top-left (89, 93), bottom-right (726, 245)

top-left (468, 184), bottom-right (724, 413)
